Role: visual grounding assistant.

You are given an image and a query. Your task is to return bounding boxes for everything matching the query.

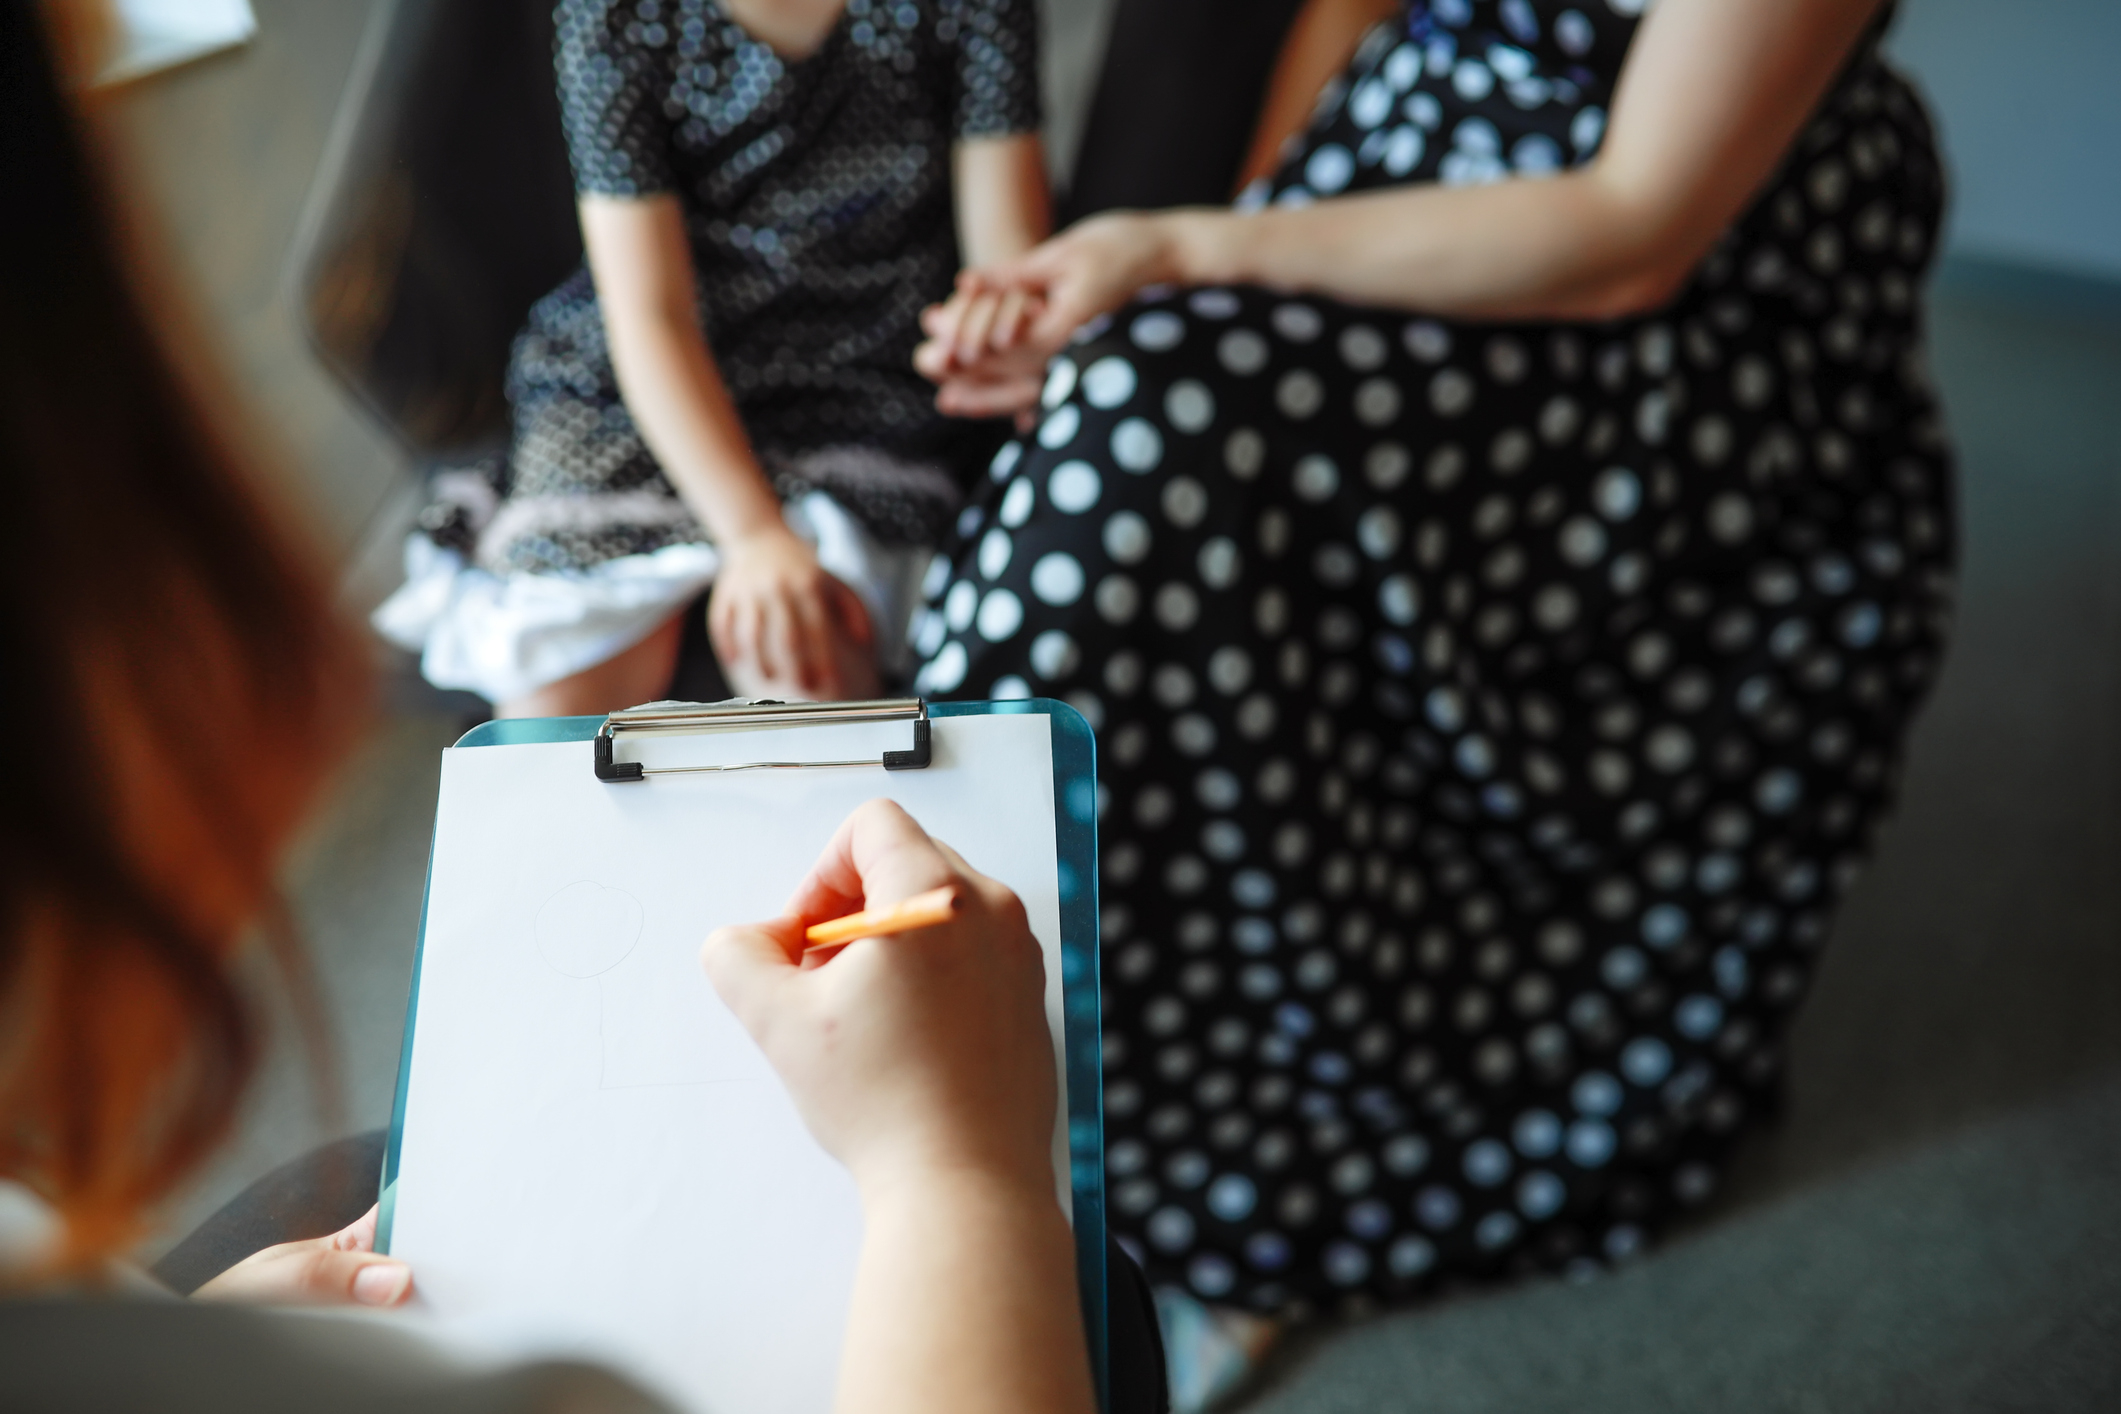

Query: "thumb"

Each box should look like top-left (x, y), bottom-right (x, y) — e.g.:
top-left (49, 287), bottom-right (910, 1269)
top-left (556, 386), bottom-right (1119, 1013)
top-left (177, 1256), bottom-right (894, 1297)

top-left (338, 1253), bottom-right (415, 1307)
top-left (275, 1246), bottom-right (413, 1307)
top-left (702, 917), bottom-right (805, 1024)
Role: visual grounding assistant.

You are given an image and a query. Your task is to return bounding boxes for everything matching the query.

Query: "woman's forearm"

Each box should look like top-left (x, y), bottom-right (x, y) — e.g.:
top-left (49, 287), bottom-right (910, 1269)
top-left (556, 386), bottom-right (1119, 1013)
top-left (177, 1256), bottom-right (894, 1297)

top-left (1162, 169), bottom-right (1673, 321)
top-left (1062, 0), bottom-right (1883, 325)
top-left (837, 1170), bottom-right (1095, 1414)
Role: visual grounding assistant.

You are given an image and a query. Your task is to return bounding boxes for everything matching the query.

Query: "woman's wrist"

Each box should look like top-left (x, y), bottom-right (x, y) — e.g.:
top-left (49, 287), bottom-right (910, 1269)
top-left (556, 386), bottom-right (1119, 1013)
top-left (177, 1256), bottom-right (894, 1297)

top-left (856, 1155), bottom-right (1062, 1232)
top-left (848, 1124), bottom-right (1059, 1217)
top-left (1158, 208), bottom-right (1251, 290)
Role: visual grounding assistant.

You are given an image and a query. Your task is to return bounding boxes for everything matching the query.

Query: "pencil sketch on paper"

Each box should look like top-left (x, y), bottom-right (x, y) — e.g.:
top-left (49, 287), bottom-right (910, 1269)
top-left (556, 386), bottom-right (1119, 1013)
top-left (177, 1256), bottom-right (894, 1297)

top-left (535, 880), bottom-right (762, 1090)
top-left (536, 880), bottom-right (643, 977)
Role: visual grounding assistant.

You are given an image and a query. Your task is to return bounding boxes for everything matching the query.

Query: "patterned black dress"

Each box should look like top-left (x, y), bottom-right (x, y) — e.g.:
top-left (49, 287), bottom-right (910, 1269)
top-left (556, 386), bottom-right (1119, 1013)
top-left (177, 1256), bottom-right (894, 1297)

top-left (914, 0), bottom-right (1955, 1316)
top-left (386, 0), bottom-right (1039, 705)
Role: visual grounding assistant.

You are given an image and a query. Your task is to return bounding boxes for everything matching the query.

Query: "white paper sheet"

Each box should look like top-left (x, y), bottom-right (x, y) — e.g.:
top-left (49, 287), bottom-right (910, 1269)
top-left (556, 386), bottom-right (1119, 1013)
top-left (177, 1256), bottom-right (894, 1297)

top-left (386, 714), bottom-right (1067, 1413)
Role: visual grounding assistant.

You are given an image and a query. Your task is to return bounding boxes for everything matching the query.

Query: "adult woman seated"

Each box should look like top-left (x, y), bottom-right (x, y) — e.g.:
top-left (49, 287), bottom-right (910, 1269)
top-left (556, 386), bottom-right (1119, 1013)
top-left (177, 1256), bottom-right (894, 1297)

top-left (0, 10), bottom-right (1122, 1412)
top-left (914, 0), bottom-right (1953, 1325)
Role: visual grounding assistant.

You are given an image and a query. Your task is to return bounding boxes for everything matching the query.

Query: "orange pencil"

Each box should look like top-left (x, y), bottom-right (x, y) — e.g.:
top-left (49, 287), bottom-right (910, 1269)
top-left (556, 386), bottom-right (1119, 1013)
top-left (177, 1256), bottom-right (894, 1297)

top-left (803, 885), bottom-right (959, 954)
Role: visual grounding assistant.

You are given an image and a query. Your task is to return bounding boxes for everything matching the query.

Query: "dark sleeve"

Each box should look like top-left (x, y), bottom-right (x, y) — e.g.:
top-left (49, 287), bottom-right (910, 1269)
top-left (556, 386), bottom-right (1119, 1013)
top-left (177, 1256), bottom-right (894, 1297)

top-left (0, 1300), bottom-right (680, 1414)
top-left (944, 0), bottom-right (1042, 139)
top-left (553, 0), bottom-right (677, 196)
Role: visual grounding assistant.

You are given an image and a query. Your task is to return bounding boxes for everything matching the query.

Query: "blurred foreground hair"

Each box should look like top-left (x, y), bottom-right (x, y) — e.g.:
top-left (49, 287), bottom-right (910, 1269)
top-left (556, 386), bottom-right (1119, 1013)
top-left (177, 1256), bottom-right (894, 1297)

top-left (0, 3), bottom-right (367, 1261)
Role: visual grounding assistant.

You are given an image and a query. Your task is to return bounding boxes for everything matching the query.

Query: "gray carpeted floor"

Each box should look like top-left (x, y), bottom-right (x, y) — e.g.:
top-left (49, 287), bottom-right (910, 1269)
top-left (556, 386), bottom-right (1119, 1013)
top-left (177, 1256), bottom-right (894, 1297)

top-left (1246, 1076), bottom-right (2121, 1413)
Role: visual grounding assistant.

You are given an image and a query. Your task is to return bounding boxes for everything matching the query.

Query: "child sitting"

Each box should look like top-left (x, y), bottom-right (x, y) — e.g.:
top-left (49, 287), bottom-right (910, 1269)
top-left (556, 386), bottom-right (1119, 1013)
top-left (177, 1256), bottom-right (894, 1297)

top-left (375, 0), bottom-right (1051, 714)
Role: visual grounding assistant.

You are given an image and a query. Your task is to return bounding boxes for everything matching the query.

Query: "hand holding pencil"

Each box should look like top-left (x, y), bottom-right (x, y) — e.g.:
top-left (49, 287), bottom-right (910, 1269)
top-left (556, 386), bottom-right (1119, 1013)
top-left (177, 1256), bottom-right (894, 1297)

top-left (700, 799), bottom-right (1058, 1195)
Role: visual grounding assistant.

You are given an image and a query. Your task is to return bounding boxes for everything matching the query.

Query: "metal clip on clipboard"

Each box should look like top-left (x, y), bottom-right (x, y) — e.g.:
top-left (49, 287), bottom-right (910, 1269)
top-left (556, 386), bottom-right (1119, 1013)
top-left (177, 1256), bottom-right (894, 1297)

top-left (592, 698), bottom-right (932, 782)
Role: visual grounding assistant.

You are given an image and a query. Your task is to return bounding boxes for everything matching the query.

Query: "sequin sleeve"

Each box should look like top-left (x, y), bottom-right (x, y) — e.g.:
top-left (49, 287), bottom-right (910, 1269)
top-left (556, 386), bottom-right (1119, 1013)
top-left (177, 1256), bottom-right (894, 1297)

top-left (554, 0), bottom-right (678, 196)
top-left (945, 0), bottom-right (1042, 139)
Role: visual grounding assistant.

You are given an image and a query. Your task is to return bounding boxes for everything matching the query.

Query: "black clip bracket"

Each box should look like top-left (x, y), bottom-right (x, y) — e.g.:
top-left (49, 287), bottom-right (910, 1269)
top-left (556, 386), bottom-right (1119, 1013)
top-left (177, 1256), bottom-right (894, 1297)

top-left (882, 717), bottom-right (931, 771)
top-left (593, 733), bottom-right (643, 782)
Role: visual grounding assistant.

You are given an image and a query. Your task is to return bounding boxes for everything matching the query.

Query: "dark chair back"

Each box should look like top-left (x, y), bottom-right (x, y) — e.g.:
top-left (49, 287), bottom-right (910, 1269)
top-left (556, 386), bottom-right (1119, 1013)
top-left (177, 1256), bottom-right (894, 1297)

top-left (291, 0), bottom-right (581, 457)
top-left (1061, 0), bottom-right (1305, 222)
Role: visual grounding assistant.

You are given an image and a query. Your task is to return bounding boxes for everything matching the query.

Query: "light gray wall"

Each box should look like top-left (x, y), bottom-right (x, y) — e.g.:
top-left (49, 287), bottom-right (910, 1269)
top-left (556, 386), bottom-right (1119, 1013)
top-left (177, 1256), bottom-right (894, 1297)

top-left (103, 0), bottom-right (408, 571)
top-left (1886, 0), bottom-right (2120, 280)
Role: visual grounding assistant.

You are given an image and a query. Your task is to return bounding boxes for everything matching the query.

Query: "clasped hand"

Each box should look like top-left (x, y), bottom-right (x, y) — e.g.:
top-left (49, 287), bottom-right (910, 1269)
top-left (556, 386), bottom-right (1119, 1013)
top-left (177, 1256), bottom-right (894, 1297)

top-left (915, 212), bottom-right (1183, 423)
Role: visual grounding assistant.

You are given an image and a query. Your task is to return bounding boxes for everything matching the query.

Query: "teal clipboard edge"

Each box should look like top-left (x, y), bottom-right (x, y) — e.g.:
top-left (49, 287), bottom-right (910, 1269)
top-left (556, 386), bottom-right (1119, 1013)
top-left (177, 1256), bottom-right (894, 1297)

top-left (374, 700), bottom-right (1108, 1412)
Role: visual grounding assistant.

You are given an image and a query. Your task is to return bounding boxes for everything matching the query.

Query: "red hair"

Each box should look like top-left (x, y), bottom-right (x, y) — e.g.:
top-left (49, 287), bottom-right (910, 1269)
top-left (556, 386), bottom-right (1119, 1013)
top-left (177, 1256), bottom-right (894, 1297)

top-left (0, 4), bottom-right (368, 1260)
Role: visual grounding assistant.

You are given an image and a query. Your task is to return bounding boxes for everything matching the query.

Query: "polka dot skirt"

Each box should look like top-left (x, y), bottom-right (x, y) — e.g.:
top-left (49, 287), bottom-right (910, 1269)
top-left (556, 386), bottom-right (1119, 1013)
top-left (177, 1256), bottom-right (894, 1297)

top-left (914, 1), bottom-right (1956, 1315)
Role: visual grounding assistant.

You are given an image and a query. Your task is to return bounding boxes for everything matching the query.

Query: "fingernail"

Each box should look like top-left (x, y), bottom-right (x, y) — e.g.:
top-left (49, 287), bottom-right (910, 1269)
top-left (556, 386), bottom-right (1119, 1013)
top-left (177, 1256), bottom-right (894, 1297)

top-left (353, 1262), bottom-right (412, 1306)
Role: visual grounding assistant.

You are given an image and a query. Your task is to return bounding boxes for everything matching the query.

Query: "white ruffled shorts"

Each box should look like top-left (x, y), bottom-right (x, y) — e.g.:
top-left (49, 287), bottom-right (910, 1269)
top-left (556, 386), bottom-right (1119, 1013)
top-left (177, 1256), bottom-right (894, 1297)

top-left (373, 491), bottom-right (932, 704)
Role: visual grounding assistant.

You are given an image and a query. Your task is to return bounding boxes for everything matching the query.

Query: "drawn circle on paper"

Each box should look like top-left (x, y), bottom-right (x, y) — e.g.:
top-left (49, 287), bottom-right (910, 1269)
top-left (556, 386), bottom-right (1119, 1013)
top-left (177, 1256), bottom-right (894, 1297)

top-left (536, 881), bottom-right (644, 978)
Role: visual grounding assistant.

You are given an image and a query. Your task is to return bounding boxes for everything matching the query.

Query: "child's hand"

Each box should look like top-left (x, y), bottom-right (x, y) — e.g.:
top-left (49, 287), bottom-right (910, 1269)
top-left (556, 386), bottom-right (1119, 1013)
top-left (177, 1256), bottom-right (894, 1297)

top-left (919, 284), bottom-right (1043, 371)
top-left (709, 528), bottom-right (878, 701)
top-left (971, 212), bottom-right (1182, 355)
top-left (916, 281), bottom-right (1045, 408)
top-left (914, 290), bottom-right (971, 378)
top-left (918, 214), bottom-right (1182, 422)
top-left (701, 800), bottom-right (1057, 1203)
top-left (932, 352), bottom-right (1050, 427)
top-left (917, 290), bottom-right (1048, 423)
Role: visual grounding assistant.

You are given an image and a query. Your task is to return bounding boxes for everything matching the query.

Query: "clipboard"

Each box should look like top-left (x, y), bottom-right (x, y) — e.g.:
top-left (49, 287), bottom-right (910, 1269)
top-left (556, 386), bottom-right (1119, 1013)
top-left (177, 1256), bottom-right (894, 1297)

top-left (376, 698), bottom-right (1108, 1412)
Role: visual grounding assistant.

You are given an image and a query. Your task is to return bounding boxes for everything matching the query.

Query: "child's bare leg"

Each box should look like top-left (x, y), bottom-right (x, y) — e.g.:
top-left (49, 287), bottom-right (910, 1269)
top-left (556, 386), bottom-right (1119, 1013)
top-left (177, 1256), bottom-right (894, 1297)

top-left (494, 612), bottom-right (685, 719)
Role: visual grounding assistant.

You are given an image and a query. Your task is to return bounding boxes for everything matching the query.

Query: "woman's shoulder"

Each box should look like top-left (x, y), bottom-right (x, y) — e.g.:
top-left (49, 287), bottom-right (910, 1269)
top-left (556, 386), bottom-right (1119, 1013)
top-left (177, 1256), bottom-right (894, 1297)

top-left (0, 1297), bottom-right (672, 1414)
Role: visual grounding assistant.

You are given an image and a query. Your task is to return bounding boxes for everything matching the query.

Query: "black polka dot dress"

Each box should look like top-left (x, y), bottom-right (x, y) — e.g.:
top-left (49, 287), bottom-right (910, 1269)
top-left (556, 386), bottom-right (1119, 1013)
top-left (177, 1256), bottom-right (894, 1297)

top-left (913, 0), bottom-right (1955, 1316)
